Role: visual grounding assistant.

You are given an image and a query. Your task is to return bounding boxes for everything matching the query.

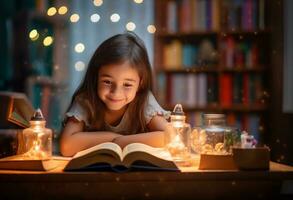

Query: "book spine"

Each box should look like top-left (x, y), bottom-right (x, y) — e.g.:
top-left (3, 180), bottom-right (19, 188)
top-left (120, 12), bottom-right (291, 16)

top-left (258, 0), bottom-right (265, 29)
top-left (179, 0), bottom-right (192, 32)
top-left (207, 74), bottom-right (218, 104)
top-left (233, 73), bottom-right (243, 104)
top-left (186, 74), bottom-right (197, 107)
top-left (191, 0), bottom-right (199, 31)
top-left (212, 0), bottom-right (220, 31)
top-left (166, 1), bottom-right (178, 33)
top-left (241, 73), bottom-right (248, 105)
top-left (206, 0), bottom-right (212, 30)
top-left (220, 74), bottom-right (233, 107)
top-left (197, 73), bottom-right (207, 107)
top-left (163, 40), bottom-right (182, 69)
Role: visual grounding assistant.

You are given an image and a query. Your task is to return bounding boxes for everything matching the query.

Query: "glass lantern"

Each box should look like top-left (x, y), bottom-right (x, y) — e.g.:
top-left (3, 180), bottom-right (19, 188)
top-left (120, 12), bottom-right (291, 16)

top-left (164, 104), bottom-right (191, 163)
top-left (190, 114), bottom-right (240, 155)
top-left (22, 109), bottom-right (52, 160)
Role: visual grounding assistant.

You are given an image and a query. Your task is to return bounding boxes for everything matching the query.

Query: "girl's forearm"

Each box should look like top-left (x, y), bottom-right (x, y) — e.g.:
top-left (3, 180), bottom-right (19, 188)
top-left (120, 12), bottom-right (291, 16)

top-left (60, 131), bottom-right (122, 156)
top-left (113, 131), bottom-right (165, 149)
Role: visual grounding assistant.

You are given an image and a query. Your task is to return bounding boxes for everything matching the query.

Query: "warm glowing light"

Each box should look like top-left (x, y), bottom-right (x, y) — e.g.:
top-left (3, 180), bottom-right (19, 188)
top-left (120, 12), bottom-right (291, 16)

top-left (75, 61), bottom-right (85, 71)
top-left (167, 134), bottom-right (188, 160)
top-left (147, 25), bottom-right (156, 33)
top-left (110, 13), bottom-right (120, 22)
top-left (126, 22), bottom-right (136, 31)
top-left (90, 14), bottom-right (100, 23)
top-left (31, 33), bottom-right (39, 41)
top-left (47, 7), bottom-right (57, 16)
top-left (29, 29), bottom-right (39, 41)
top-left (29, 29), bottom-right (38, 38)
top-left (75, 43), bottom-right (85, 53)
top-left (134, 0), bottom-right (143, 3)
top-left (43, 36), bottom-right (53, 46)
top-left (70, 14), bottom-right (80, 23)
top-left (93, 0), bottom-right (103, 6)
top-left (58, 6), bottom-right (68, 15)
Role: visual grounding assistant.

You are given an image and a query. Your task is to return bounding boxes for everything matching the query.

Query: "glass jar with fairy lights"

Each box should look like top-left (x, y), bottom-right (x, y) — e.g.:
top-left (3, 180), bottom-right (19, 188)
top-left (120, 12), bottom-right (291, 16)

top-left (22, 109), bottom-right (52, 159)
top-left (190, 114), bottom-right (240, 155)
top-left (164, 104), bottom-right (191, 164)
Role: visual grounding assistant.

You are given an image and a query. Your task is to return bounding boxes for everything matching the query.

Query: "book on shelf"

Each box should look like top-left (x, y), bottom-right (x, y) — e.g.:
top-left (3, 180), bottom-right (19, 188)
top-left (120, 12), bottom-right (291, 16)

top-left (197, 73), bottom-right (207, 107)
top-left (64, 142), bottom-right (179, 172)
top-left (171, 74), bottom-right (186, 105)
top-left (0, 92), bottom-right (34, 129)
top-left (233, 73), bottom-right (243, 104)
top-left (179, 0), bottom-right (194, 32)
top-left (0, 155), bottom-right (70, 171)
top-left (163, 40), bottom-right (182, 69)
top-left (166, 0), bottom-right (178, 32)
top-left (207, 74), bottom-right (218, 104)
top-left (220, 74), bottom-right (233, 107)
top-left (186, 74), bottom-right (197, 107)
top-left (221, 0), bottom-right (265, 31)
top-left (165, 0), bottom-right (220, 32)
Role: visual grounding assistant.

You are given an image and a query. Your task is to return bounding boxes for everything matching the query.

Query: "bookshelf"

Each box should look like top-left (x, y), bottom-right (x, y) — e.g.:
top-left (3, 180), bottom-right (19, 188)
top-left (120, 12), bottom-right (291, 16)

top-left (154, 0), bottom-right (270, 143)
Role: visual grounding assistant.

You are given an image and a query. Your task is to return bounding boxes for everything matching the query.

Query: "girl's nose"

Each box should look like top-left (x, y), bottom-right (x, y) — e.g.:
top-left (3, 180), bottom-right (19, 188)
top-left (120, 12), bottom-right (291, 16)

top-left (110, 85), bottom-right (123, 96)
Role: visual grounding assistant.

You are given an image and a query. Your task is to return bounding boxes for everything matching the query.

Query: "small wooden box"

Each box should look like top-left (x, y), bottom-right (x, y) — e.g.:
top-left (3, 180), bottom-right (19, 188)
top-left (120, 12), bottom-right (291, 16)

top-left (199, 154), bottom-right (237, 170)
top-left (232, 147), bottom-right (270, 170)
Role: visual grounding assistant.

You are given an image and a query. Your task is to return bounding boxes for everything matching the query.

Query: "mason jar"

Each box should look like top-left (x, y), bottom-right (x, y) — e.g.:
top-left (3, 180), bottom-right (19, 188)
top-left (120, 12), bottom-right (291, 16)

top-left (190, 114), bottom-right (240, 155)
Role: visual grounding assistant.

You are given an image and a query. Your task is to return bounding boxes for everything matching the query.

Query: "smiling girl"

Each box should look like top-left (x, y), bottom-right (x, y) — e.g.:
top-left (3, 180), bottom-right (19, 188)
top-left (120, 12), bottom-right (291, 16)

top-left (60, 32), bottom-right (170, 156)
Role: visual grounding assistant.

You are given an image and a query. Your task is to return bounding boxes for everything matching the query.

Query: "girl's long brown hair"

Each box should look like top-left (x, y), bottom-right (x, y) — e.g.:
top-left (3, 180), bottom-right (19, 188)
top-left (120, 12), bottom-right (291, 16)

top-left (66, 32), bottom-right (153, 134)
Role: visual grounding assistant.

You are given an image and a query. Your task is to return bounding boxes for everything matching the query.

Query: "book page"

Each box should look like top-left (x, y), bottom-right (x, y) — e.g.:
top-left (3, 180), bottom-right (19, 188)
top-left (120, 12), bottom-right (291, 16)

top-left (74, 142), bottom-right (123, 160)
top-left (122, 143), bottom-right (173, 161)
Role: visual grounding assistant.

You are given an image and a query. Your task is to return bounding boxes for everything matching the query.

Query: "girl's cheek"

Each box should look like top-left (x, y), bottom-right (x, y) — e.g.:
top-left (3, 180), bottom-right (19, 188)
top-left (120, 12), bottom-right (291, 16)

top-left (98, 85), bottom-right (109, 95)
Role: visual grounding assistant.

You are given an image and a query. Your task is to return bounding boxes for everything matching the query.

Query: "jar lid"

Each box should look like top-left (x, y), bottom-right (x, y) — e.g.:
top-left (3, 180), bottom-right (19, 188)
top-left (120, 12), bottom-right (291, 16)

top-left (31, 108), bottom-right (45, 121)
top-left (172, 104), bottom-right (185, 116)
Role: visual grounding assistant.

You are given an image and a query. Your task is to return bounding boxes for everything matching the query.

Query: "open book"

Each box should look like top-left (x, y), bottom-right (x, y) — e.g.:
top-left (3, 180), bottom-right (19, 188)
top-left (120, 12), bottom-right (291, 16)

top-left (64, 142), bottom-right (179, 172)
top-left (0, 92), bottom-right (34, 128)
top-left (0, 155), bottom-right (70, 171)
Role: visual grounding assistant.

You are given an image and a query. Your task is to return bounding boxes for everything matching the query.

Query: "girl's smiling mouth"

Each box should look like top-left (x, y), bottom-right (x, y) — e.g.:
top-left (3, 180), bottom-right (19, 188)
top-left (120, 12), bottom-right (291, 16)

top-left (107, 97), bottom-right (124, 102)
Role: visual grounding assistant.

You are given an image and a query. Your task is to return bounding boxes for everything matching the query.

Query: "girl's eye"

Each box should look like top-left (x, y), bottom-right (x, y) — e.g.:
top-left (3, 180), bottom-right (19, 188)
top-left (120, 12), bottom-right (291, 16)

top-left (123, 83), bottom-right (133, 88)
top-left (103, 80), bottom-right (112, 85)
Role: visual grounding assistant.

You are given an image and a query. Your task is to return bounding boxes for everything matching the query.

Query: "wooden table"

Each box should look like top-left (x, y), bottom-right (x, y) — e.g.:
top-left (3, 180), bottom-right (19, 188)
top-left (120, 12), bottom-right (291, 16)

top-left (0, 162), bottom-right (293, 200)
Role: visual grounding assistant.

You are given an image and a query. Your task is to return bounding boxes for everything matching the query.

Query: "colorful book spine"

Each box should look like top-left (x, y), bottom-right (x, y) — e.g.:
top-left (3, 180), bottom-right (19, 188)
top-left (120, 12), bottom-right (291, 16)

top-left (179, 0), bottom-right (192, 32)
top-left (186, 74), bottom-right (197, 107)
top-left (211, 0), bottom-right (220, 31)
top-left (163, 40), bottom-right (182, 69)
top-left (233, 73), bottom-right (243, 104)
top-left (220, 74), bottom-right (233, 107)
top-left (166, 1), bottom-right (178, 33)
top-left (197, 73), bottom-right (207, 107)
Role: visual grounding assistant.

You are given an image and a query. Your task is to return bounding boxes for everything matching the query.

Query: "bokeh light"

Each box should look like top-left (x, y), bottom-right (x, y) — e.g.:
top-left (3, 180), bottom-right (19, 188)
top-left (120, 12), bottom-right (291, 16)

top-left (126, 22), bottom-right (136, 31)
top-left (110, 13), bottom-right (120, 22)
top-left (75, 61), bottom-right (85, 71)
top-left (43, 36), bottom-right (53, 46)
top-left (70, 14), bottom-right (80, 23)
top-left (47, 7), bottom-right (57, 16)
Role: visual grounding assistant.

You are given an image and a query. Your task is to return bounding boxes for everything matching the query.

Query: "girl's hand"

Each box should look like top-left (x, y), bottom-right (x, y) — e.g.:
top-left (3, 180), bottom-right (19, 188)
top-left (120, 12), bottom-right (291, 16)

top-left (112, 136), bottom-right (129, 149)
top-left (111, 131), bottom-right (165, 149)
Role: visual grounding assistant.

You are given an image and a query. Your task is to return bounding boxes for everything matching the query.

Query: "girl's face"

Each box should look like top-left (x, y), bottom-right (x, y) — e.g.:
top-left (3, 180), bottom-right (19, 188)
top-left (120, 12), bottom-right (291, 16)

top-left (98, 61), bottom-right (140, 111)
